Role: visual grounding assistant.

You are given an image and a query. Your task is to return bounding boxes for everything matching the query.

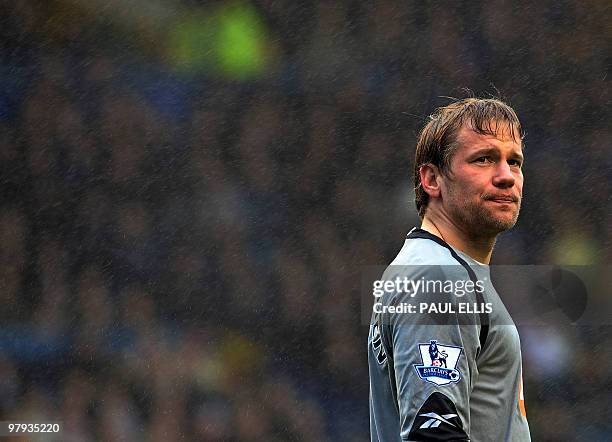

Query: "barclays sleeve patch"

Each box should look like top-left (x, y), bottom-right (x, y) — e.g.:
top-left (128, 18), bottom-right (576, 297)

top-left (414, 340), bottom-right (463, 386)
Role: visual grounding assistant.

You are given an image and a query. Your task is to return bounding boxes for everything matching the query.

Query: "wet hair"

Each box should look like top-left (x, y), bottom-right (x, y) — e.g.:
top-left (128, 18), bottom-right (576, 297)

top-left (413, 97), bottom-right (523, 218)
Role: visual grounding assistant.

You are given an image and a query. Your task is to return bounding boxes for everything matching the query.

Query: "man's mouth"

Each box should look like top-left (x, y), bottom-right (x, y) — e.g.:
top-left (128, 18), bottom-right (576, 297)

top-left (484, 195), bottom-right (519, 204)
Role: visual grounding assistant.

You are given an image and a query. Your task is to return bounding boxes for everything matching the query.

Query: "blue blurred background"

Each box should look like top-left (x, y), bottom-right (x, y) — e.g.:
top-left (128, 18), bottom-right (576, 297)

top-left (0, 0), bottom-right (610, 440)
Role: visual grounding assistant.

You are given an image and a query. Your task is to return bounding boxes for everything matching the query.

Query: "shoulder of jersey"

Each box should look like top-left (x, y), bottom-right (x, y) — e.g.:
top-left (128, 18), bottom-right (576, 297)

top-left (390, 237), bottom-right (457, 266)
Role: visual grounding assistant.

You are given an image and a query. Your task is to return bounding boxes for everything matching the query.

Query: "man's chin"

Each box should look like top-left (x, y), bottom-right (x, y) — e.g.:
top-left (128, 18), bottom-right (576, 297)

top-left (451, 202), bottom-right (520, 236)
top-left (491, 219), bottom-right (517, 233)
top-left (484, 212), bottom-right (519, 233)
top-left (469, 206), bottom-right (519, 235)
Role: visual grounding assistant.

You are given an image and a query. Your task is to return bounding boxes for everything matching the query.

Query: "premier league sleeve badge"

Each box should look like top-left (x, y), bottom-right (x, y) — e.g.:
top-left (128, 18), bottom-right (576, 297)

top-left (414, 340), bottom-right (463, 386)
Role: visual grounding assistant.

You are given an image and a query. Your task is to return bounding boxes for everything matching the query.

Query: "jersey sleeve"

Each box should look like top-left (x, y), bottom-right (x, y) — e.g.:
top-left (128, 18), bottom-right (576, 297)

top-left (382, 265), bottom-right (482, 441)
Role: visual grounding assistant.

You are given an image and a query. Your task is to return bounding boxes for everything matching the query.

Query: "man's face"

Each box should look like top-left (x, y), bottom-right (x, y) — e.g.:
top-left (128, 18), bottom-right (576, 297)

top-left (440, 123), bottom-right (524, 237)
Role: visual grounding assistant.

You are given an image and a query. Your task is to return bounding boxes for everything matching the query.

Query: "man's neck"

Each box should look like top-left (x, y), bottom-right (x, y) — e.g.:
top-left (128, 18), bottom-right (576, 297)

top-left (420, 216), bottom-right (495, 264)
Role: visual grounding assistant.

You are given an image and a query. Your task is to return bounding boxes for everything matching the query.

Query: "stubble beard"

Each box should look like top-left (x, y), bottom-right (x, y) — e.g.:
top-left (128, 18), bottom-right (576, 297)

top-left (447, 192), bottom-right (521, 239)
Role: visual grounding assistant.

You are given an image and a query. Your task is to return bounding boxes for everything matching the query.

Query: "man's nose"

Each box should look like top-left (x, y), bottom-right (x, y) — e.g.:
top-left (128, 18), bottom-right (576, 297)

top-left (492, 161), bottom-right (516, 188)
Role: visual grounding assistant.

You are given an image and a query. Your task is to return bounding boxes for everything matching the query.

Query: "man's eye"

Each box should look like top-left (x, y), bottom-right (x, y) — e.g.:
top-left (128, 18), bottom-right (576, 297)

top-left (508, 159), bottom-right (523, 167)
top-left (474, 156), bottom-right (490, 163)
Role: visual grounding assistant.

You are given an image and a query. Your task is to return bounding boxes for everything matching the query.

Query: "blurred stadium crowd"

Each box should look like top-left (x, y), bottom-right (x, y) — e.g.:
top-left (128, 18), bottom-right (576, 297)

top-left (0, 0), bottom-right (610, 441)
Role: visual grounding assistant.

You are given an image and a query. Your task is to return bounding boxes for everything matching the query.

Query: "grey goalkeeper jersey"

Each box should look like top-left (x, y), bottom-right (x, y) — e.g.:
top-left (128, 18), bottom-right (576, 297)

top-left (368, 228), bottom-right (530, 442)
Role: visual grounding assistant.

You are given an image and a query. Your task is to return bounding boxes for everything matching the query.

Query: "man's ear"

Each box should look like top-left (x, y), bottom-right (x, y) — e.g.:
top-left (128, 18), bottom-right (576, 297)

top-left (419, 163), bottom-right (442, 199)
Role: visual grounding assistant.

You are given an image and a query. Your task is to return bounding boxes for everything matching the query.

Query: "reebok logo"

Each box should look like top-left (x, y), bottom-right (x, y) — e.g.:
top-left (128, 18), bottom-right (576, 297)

top-left (418, 412), bottom-right (459, 429)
